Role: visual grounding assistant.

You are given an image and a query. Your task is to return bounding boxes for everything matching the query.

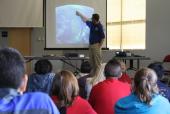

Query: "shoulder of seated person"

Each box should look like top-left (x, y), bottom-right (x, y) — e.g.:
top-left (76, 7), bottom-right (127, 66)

top-left (24, 92), bottom-right (50, 99)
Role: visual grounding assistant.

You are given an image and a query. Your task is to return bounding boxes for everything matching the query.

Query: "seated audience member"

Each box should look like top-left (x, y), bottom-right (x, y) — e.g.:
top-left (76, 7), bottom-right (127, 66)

top-left (86, 63), bottom-right (106, 99)
top-left (78, 61), bottom-right (92, 98)
top-left (118, 61), bottom-right (132, 84)
top-left (115, 68), bottom-right (170, 114)
top-left (51, 70), bottom-right (97, 114)
top-left (77, 61), bottom-right (91, 78)
top-left (88, 59), bottom-right (131, 114)
top-left (148, 62), bottom-right (170, 101)
top-left (0, 48), bottom-right (59, 114)
top-left (27, 59), bottom-right (55, 94)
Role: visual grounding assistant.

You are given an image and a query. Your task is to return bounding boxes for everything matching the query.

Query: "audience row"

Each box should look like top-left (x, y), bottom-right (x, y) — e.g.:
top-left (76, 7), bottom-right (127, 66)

top-left (0, 47), bottom-right (170, 114)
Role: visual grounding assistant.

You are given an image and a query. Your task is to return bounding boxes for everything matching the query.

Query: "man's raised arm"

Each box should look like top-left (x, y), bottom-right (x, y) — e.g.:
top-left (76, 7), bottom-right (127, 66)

top-left (76, 11), bottom-right (89, 22)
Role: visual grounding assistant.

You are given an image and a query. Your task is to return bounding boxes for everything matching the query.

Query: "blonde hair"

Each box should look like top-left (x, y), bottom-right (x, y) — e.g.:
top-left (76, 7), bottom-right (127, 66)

top-left (134, 68), bottom-right (159, 105)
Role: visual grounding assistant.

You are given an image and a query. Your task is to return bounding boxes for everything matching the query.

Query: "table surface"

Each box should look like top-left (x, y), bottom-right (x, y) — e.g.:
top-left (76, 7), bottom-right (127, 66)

top-left (113, 56), bottom-right (151, 60)
top-left (24, 56), bottom-right (89, 60)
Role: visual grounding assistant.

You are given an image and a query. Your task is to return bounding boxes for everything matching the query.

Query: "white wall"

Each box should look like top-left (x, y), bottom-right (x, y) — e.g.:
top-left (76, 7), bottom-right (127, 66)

top-left (144, 0), bottom-right (170, 61)
top-left (0, 0), bottom-right (43, 27)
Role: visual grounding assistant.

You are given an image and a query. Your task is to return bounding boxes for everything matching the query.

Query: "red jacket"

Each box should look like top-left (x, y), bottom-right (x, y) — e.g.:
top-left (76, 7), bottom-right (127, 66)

top-left (118, 73), bottom-right (132, 84)
top-left (89, 78), bottom-right (131, 114)
top-left (52, 96), bottom-right (96, 114)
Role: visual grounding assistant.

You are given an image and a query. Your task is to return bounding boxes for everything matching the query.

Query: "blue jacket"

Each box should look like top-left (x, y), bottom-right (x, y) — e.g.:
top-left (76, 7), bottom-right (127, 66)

top-left (27, 73), bottom-right (55, 94)
top-left (0, 88), bottom-right (60, 114)
top-left (115, 93), bottom-right (170, 114)
top-left (157, 80), bottom-right (170, 101)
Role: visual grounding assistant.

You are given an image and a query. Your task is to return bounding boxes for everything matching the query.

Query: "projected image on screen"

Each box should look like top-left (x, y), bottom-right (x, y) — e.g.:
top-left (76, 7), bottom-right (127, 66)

top-left (56, 5), bottom-right (94, 45)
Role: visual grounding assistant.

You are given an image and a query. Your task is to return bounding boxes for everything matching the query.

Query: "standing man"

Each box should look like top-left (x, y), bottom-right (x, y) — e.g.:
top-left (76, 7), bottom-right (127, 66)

top-left (76, 11), bottom-right (105, 77)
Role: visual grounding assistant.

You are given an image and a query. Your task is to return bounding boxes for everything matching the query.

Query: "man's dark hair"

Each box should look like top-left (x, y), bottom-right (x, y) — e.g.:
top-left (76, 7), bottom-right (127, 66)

top-left (80, 61), bottom-right (91, 73)
top-left (34, 59), bottom-right (52, 74)
top-left (104, 59), bottom-right (122, 78)
top-left (92, 13), bottom-right (100, 22)
top-left (0, 48), bottom-right (25, 89)
top-left (148, 62), bottom-right (164, 78)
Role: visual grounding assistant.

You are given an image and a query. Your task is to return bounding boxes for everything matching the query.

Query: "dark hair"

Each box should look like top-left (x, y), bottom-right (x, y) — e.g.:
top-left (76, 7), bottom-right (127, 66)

top-left (51, 70), bottom-right (79, 106)
top-left (80, 61), bottom-right (91, 73)
top-left (104, 59), bottom-right (122, 78)
top-left (134, 68), bottom-right (159, 105)
top-left (148, 62), bottom-right (164, 78)
top-left (34, 59), bottom-right (52, 74)
top-left (92, 13), bottom-right (100, 22)
top-left (0, 48), bottom-right (25, 89)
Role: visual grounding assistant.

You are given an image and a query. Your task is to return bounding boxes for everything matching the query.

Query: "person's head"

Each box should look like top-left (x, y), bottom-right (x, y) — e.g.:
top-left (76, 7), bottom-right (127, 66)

top-left (134, 68), bottom-right (159, 105)
top-left (104, 59), bottom-right (122, 78)
top-left (51, 70), bottom-right (79, 106)
top-left (0, 48), bottom-right (27, 91)
top-left (80, 61), bottom-right (91, 73)
top-left (34, 59), bottom-right (52, 74)
top-left (92, 13), bottom-right (100, 24)
top-left (148, 62), bottom-right (164, 79)
top-left (118, 60), bottom-right (127, 73)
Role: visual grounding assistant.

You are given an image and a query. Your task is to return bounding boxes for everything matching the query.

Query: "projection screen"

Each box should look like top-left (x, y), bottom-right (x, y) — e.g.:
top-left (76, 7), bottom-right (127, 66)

top-left (46, 0), bottom-right (106, 49)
